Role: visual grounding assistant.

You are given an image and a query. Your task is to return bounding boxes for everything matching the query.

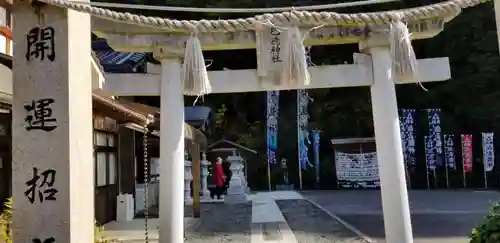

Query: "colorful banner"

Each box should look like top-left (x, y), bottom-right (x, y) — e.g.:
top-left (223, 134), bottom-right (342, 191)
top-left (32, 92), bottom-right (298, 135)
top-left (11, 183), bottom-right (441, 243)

top-left (335, 152), bottom-right (380, 189)
top-left (427, 109), bottom-right (443, 165)
top-left (312, 130), bottom-right (320, 184)
top-left (461, 134), bottom-right (473, 173)
top-left (482, 133), bottom-right (495, 172)
top-left (297, 89), bottom-right (312, 169)
top-left (425, 135), bottom-right (437, 170)
top-left (400, 109), bottom-right (416, 166)
top-left (443, 134), bottom-right (456, 169)
top-left (266, 91), bottom-right (279, 165)
top-left (298, 46), bottom-right (313, 170)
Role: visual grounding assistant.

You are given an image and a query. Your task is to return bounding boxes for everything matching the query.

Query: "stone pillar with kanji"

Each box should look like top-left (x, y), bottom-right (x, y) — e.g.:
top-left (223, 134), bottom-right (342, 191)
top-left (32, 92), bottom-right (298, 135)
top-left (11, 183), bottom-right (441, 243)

top-left (12, 1), bottom-right (94, 242)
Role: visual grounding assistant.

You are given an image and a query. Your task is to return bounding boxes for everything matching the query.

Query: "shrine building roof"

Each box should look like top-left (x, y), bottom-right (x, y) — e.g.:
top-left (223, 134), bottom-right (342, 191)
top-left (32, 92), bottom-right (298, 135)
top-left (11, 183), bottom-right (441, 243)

top-left (92, 40), bottom-right (147, 73)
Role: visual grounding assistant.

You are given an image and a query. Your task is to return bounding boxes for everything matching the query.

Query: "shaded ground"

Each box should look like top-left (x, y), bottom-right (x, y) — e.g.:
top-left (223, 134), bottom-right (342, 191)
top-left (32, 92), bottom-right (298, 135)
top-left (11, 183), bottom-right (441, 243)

top-left (302, 190), bottom-right (500, 243)
top-left (276, 199), bottom-right (369, 243)
top-left (133, 203), bottom-right (252, 243)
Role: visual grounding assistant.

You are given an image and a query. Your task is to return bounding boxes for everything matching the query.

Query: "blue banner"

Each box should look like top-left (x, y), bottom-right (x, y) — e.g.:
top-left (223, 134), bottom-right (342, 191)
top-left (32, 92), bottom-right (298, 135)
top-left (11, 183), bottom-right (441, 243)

top-left (312, 130), bottom-right (320, 184)
top-left (266, 91), bottom-right (279, 165)
top-left (297, 90), bottom-right (312, 169)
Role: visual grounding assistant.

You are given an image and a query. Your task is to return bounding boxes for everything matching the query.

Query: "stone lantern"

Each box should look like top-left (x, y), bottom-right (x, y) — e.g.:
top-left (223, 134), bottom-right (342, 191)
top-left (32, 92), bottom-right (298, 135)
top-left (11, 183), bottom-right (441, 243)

top-left (224, 151), bottom-right (248, 204)
top-left (200, 152), bottom-right (211, 200)
top-left (184, 151), bottom-right (193, 205)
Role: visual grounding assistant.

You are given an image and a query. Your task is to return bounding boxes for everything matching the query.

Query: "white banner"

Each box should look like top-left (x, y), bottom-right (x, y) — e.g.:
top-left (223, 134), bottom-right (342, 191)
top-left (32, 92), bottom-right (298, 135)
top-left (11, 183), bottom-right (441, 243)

top-left (482, 132), bottom-right (495, 172)
top-left (335, 152), bottom-right (379, 188)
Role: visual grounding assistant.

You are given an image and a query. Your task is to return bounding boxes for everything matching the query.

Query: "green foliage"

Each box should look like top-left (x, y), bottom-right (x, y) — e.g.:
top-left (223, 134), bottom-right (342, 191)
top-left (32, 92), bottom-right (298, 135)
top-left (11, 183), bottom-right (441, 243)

top-left (0, 198), bottom-right (12, 243)
top-left (94, 221), bottom-right (119, 243)
top-left (470, 202), bottom-right (500, 243)
top-left (0, 198), bottom-right (117, 243)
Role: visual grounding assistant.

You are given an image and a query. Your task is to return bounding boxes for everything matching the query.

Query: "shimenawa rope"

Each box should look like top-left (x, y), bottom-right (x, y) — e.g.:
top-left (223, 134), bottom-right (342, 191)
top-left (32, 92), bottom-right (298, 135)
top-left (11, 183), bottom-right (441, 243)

top-left (36, 0), bottom-right (489, 33)
top-left (66, 0), bottom-right (401, 13)
top-left (32, 0), bottom-right (490, 94)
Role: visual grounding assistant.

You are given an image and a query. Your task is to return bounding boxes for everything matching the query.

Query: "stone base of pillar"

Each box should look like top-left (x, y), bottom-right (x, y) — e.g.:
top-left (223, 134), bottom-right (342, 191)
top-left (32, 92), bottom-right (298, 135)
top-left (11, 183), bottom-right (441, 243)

top-left (224, 193), bottom-right (248, 204)
top-left (224, 177), bottom-right (248, 204)
top-left (224, 155), bottom-right (249, 204)
top-left (202, 190), bottom-right (211, 199)
top-left (200, 198), bottom-right (224, 203)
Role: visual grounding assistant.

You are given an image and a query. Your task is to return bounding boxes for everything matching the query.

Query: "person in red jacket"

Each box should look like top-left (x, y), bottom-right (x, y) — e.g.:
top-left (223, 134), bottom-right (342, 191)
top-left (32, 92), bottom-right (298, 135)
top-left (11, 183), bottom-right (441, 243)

top-left (212, 157), bottom-right (226, 199)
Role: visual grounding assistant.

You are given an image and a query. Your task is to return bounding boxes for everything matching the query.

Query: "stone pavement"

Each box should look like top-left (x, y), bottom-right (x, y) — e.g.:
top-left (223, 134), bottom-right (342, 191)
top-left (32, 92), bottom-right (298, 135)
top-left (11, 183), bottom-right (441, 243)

top-left (302, 190), bottom-right (500, 243)
top-left (101, 191), bottom-right (371, 243)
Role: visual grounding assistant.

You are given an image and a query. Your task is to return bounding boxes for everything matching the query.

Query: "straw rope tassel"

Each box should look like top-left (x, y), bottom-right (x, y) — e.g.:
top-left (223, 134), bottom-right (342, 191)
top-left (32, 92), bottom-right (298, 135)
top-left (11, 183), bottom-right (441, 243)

top-left (182, 34), bottom-right (212, 96)
top-left (389, 20), bottom-right (418, 82)
top-left (281, 27), bottom-right (310, 87)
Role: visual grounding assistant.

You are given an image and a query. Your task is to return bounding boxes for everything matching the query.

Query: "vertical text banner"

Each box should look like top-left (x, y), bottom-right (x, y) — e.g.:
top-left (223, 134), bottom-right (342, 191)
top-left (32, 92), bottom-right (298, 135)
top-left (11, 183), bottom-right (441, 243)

top-left (424, 135), bottom-right (436, 171)
top-left (482, 133), bottom-right (495, 172)
top-left (266, 91), bottom-right (279, 165)
top-left (400, 109), bottom-right (416, 167)
top-left (443, 134), bottom-right (456, 169)
top-left (12, 1), bottom-right (94, 243)
top-left (427, 109), bottom-right (443, 165)
top-left (461, 134), bottom-right (473, 173)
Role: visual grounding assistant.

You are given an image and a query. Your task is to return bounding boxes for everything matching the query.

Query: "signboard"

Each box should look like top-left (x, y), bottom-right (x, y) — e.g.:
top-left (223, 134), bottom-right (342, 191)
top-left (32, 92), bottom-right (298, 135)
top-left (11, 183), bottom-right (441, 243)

top-left (335, 152), bottom-right (380, 189)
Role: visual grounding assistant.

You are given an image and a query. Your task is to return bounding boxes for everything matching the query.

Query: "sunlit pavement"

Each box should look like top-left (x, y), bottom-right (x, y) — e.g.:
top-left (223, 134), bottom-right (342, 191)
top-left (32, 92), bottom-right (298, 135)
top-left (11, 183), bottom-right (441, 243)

top-left (302, 190), bottom-right (500, 243)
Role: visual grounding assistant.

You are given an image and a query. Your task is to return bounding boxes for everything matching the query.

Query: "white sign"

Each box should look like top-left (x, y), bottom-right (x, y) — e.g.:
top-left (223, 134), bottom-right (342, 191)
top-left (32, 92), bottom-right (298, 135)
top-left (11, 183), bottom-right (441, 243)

top-left (335, 152), bottom-right (380, 188)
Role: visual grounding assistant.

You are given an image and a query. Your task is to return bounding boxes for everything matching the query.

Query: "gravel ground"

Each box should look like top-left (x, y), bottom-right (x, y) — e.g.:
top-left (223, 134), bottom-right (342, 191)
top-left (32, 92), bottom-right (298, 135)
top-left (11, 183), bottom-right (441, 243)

top-left (184, 203), bottom-right (252, 243)
top-left (276, 199), bottom-right (368, 243)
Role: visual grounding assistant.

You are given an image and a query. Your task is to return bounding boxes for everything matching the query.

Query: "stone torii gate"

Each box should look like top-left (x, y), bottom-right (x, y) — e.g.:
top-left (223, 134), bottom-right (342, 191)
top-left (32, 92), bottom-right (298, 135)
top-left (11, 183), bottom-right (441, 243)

top-left (11, 0), bottom-right (491, 243)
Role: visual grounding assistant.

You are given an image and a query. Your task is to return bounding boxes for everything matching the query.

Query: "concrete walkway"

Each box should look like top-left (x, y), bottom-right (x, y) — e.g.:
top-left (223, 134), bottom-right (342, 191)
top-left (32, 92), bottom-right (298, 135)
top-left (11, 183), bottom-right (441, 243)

top-left (250, 191), bottom-right (302, 243)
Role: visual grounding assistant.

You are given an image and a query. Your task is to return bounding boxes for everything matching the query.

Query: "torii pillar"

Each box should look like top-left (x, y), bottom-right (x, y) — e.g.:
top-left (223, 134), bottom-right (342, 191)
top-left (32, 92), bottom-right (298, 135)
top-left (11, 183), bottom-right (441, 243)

top-left (12, 0), bottom-right (94, 242)
top-left (155, 48), bottom-right (186, 243)
top-left (360, 40), bottom-right (413, 243)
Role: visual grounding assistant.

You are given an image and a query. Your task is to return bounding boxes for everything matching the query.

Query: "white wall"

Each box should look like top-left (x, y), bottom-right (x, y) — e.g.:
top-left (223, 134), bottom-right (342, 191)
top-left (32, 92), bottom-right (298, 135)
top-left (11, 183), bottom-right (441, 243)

top-left (0, 35), bottom-right (12, 55)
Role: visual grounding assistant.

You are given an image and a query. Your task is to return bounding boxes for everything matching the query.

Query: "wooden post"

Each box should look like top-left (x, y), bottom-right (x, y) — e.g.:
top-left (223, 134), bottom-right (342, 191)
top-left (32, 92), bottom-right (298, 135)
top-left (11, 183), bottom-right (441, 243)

top-left (192, 143), bottom-right (201, 218)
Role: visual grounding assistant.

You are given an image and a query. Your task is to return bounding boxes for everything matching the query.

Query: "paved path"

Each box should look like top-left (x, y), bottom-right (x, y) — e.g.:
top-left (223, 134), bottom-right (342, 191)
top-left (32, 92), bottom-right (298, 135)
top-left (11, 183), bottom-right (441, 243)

top-left (302, 190), bottom-right (500, 243)
top-left (102, 191), bottom-right (371, 243)
top-left (250, 191), bottom-right (299, 243)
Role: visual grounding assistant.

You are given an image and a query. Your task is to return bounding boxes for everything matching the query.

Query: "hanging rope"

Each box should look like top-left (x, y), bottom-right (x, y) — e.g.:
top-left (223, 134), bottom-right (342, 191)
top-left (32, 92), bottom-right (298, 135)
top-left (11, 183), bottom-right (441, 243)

top-left (36, 0), bottom-right (489, 33)
top-left (66, 0), bottom-right (400, 13)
